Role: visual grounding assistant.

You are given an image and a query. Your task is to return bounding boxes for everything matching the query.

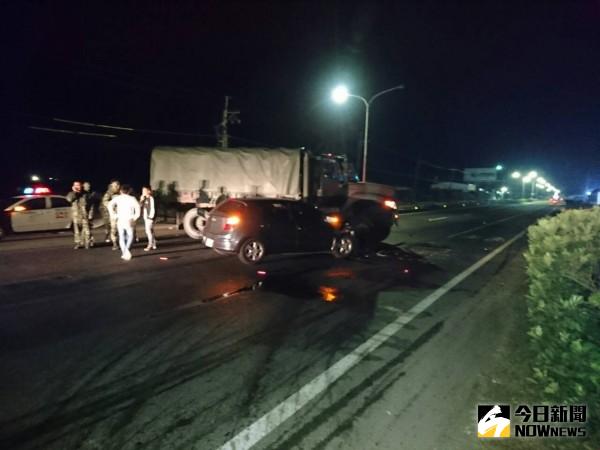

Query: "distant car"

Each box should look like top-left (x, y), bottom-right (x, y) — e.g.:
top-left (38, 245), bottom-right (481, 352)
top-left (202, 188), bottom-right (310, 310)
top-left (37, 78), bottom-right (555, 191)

top-left (548, 196), bottom-right (565, 206)
top-left (201, 198), bottom-right (353, 264)
top-left (0, 195), bottom-right (73, 238)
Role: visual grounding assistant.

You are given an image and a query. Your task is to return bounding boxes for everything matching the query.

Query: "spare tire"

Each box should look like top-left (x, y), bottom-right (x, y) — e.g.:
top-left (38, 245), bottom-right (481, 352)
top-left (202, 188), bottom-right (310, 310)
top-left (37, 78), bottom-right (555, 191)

top-left (183, 208), bottom-right (208, 240)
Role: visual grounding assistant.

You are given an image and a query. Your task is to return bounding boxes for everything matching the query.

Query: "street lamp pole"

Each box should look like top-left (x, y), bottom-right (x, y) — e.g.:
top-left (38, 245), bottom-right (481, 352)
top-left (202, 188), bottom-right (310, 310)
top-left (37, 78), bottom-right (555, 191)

top-left (334, 85), bottom-right (404, 182)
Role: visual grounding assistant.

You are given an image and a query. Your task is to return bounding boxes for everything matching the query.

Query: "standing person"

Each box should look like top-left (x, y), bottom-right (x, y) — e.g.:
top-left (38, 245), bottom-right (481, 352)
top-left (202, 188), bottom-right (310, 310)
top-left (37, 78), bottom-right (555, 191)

top-left (83, 181), bottom-right (98, 247)
top-left (140, 186), bottom-right (157, 251)
top-left (100, 180), bottom-right (120, 250)
top-left (108, 184), bottom-right (140, 261)
top-left (66, 181), bottom-right (90, 249)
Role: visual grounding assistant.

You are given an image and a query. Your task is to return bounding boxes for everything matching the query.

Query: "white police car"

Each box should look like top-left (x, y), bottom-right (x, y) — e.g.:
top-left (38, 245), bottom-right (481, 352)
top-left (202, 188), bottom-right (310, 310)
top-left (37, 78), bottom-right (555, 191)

top-left (1, 189), bottom-right (73, 238)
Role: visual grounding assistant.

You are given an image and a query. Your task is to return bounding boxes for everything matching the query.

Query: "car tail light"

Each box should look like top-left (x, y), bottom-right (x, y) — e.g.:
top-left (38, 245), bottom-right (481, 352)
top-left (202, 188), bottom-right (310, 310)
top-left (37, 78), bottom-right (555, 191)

top-left (325, 214), bottom-right (342, 229)
top-left (384, 199), bottom-right (397, 210)
top-left (223, 215), bottom-right (240, 232)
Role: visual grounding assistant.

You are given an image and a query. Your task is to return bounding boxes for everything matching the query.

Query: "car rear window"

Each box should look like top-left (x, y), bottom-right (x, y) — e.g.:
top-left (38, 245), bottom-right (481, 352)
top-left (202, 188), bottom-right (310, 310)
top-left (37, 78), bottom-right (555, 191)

top-left (215, 200), bottom-right (247, 214)
top-left (24, 198), bottom-right (47, 210)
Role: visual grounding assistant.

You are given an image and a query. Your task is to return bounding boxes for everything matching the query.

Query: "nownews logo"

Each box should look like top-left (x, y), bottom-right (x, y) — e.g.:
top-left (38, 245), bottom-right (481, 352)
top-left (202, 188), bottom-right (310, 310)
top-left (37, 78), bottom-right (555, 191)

top-left (478, 405), bottom-right (510, 438)
top-left (477, 404), bottom-right (587, 439)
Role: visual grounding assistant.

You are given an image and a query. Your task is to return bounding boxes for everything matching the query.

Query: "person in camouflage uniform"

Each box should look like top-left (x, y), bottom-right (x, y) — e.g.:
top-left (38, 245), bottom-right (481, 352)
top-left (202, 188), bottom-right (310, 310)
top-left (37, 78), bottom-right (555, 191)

top-left (83, 181), bottom-right (98, 247)
top-left (100, 180), bottom-right (120, 250)
top-left (66, 180), bottom-right (90, 249)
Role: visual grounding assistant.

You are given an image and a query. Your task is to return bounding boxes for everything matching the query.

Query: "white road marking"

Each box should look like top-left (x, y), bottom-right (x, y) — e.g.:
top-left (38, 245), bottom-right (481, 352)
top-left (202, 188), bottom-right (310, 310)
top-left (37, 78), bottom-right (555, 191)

top-left (397, 204), bottom-right (483, 216)
top-left (447, 213), bottom-right (524, 239)
top-left (381, 305), bottom-right (404, 314)
top-left (216, 229), bottom-right (527, 450)
top-left (428, 216), bottom-right (448, 222)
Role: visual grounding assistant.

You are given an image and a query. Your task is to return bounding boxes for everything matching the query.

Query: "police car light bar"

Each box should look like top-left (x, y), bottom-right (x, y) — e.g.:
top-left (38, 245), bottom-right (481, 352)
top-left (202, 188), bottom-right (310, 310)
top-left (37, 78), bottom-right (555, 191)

top-left (23, 186), bottom-right (51, 195)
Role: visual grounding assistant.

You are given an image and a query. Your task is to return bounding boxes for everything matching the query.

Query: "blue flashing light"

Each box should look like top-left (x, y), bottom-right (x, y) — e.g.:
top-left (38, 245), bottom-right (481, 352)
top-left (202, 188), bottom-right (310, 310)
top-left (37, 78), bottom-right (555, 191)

top-left (23, 187), bottom-right (34, 195)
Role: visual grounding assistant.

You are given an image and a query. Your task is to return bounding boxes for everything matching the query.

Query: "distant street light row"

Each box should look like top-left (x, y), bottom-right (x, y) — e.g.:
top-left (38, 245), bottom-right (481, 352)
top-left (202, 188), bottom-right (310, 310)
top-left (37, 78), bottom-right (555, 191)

top-left (331, 84), bottom-right (560, 200)
top-left (510, 170), bottom-right (560, 198)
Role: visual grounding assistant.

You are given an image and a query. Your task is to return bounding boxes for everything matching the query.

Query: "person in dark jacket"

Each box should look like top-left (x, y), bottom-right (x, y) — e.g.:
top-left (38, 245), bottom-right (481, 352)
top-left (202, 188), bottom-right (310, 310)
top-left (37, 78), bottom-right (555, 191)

top-left (140, 186), bottom-right (157, 251)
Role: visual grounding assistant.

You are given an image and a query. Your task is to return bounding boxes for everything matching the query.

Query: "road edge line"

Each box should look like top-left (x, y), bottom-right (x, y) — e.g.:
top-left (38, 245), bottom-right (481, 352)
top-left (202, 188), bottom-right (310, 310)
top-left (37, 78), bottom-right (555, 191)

top-left (216, 229), bottom-right (528, 450)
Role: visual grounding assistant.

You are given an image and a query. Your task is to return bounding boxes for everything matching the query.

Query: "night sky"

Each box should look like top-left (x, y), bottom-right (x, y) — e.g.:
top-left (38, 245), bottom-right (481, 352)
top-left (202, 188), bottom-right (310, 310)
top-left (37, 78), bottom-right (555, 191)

top-left (1, 1), bottom-right (599, 197)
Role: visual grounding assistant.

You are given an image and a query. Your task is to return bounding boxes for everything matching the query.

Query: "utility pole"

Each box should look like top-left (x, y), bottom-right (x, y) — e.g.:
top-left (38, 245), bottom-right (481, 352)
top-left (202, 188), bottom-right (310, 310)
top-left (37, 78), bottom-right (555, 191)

top-left (216, 96), bottom-right (240, 148)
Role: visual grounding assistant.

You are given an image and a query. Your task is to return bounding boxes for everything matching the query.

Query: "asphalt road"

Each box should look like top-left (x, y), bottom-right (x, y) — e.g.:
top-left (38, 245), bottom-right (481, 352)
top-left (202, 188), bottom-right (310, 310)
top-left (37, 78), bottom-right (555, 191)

top-left (0, 202), bottom-right (555, 450)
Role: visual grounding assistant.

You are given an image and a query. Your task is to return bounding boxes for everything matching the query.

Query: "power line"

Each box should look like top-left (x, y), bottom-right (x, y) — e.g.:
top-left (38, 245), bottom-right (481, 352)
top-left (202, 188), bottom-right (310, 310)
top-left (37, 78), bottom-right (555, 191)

top-left (27, 115), bottom-right (282, 147)
top-left (50, 117), bottom-right (216, 138)
top-left (53, 118), bottom-right (134, 131)
top-left (28, 126), bottom-right (117, 138)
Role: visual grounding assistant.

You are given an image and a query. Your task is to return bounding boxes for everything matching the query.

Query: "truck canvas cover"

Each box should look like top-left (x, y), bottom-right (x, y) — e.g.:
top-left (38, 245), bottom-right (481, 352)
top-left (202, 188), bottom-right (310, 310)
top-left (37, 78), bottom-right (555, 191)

top-left (150, 147), bottom-right (302, 202)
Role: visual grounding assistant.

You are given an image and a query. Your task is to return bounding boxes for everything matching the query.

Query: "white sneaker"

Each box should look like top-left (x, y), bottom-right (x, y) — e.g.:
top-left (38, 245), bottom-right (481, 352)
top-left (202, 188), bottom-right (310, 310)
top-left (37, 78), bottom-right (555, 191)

top-left (123, 252), bottom-right (132, 261)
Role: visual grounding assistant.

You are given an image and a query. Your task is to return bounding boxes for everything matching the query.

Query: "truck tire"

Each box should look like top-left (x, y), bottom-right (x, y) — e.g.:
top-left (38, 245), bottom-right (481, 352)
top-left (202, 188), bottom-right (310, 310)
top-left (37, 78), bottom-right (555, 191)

top-left (183, 208), bottom-right (208, 240)
top-left (346, 204), bottom-right (393, 253)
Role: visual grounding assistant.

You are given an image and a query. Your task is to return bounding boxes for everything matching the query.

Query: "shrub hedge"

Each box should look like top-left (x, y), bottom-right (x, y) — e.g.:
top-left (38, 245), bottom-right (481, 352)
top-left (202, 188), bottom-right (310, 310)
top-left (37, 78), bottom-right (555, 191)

top-left (524, 207), bottom-right (600, 419)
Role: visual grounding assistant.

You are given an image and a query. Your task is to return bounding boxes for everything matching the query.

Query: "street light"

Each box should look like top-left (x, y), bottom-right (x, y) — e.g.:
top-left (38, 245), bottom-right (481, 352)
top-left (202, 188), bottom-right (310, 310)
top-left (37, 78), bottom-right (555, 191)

top-left (331, 83), bottom-right (405, 182)
top-left (523, 171), bottom-right (538, 198)
top-left (511, 171), bottom-right (521, 179)
top-left (331, 86), bottom-right (349, 104)
top-left (522, 175), bottom-right (533, 198)
top-left (496, 164), bottom-right (503, 171)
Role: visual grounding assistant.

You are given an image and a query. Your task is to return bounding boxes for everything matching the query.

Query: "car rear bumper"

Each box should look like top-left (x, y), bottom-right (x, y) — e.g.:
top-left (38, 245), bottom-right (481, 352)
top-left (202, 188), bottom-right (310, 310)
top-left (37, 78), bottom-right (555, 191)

top-left (202, 232), bottom-right (240, 252)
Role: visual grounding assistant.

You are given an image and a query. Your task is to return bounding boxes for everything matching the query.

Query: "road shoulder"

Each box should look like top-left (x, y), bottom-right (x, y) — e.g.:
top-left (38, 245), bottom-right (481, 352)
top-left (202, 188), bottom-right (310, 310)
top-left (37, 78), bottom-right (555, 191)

top-left (313, 247), bottom-right (595, 450)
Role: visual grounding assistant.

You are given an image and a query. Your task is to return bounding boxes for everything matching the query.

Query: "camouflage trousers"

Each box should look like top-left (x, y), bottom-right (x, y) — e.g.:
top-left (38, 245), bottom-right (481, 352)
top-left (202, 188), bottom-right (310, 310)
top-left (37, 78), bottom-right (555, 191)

top-left (73, 217), bottom-right (90, 247)
top-left (101, 208), bottom-right (118, 244)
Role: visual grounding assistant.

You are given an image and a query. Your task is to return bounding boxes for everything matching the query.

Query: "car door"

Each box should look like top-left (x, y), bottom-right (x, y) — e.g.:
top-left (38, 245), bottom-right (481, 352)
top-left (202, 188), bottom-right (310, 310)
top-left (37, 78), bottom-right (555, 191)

top-left (290, 202), bottom-right (333, 252)
top-left (49, 196), bottom-right (73, 229)
top-left (262, 202), bottom-right (297, 253)
top-left (10, 197), bottom-right (49, 232)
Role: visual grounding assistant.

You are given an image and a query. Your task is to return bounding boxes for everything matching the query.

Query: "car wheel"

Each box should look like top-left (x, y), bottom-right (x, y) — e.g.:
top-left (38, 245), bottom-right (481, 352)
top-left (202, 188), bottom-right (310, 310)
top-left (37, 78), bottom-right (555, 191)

top-left (238, 238), bottom-right (266, 264)
top-left (331, 234), bottom-right (354, 258)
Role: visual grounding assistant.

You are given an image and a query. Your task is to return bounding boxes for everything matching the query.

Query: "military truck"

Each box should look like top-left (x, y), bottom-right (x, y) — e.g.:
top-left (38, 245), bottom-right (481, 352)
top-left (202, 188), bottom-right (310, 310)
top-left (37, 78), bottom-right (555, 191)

top-left (150, 146), bottom-right (397, 253)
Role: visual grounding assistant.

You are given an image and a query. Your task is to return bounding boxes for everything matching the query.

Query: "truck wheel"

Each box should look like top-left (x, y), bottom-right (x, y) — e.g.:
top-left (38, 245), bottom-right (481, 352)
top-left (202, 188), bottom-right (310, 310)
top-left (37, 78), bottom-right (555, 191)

top-left (183, 208), bottom-right (208, 240)
top-left (238, 238), bottom-right (266, 264)
top-left (331, 234), bottom-right (354, 258)
top-left (348, 205), bottom-right (393, 252)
